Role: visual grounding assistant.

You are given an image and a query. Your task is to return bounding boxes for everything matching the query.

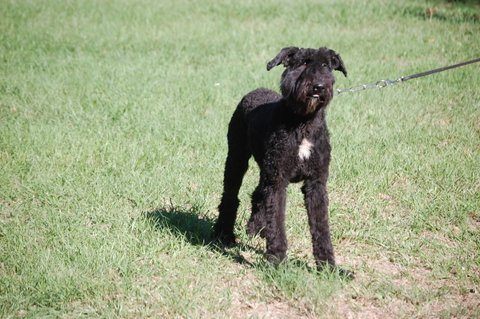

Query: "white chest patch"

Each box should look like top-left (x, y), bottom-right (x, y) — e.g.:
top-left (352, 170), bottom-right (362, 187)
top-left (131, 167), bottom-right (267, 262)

top-left (298, 138), bottom-right (314, 161)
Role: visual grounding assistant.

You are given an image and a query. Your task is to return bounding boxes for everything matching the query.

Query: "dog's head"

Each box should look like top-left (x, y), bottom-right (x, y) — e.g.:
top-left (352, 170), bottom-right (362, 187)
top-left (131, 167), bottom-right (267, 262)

top-left (267, 47), bottom-right (347, 116)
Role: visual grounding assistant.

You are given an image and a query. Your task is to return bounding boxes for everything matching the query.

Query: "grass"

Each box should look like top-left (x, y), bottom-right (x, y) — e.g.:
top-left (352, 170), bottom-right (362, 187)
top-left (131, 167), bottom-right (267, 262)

top-left (1, 0), bottom-right (479, 317)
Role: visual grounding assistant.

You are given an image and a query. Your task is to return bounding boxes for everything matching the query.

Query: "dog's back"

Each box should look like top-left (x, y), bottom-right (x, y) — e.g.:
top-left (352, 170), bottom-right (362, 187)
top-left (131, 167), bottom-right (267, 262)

top-left (239, 88), bottom-right (281, 117)
top-left (225, 88), bottom-right (280, 162)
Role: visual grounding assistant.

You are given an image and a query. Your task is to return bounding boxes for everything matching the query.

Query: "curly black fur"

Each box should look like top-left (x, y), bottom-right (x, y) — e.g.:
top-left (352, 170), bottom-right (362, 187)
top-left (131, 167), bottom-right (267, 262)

top-left (213, 46), bottom-right (347, 270)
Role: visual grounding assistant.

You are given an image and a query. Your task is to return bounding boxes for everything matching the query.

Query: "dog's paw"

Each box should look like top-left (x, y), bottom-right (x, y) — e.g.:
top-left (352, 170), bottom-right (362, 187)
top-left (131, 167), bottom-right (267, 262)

top-left (266, 252), bottom-right (287, 266)
top-left (211, 230), bottom-right (236, 247)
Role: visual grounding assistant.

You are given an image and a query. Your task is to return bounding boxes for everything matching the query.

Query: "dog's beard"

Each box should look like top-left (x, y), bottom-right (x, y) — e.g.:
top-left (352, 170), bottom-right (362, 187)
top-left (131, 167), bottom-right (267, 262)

top-left (287, 95), bottom-right (321, 115)
top-left (300, 91), bottom-right (329, 115)
top-left (287, 80), bottom-right (332, 116)
top-left (306, 96), bottom-right (321, 114)
top-left (307, 85), bottom-right (333, 112)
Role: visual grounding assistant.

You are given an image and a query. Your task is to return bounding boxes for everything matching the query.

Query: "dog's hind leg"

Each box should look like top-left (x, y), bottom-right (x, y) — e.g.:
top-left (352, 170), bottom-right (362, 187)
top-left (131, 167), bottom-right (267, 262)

top-left (213, 109), bottom-right (250, 245)
top-left (247, 184), bottom-right (267, 238)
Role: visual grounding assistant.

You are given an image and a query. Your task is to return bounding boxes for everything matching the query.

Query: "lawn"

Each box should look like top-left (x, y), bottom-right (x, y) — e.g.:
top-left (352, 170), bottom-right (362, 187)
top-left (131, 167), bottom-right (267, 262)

top-left (1, 0), bottom-right (479, 318)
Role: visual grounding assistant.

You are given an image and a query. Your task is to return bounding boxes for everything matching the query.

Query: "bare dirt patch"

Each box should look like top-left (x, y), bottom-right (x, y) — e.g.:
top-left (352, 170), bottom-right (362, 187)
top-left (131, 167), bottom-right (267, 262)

top-left (328, 244), bottom-right (480, 318)
top-left (227, 264), bottom-right (313, 319)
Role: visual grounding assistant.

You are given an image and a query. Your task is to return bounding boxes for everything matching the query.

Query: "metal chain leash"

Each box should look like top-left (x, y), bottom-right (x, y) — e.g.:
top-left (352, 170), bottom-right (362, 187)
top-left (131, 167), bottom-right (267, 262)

top-left (336, 78), bottom-right (401, 94)
top-left (335, 57), bottom-right (480, 95)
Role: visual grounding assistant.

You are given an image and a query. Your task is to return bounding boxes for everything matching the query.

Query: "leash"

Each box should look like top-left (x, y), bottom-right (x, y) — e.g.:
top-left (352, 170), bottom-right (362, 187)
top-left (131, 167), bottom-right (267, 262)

top-left (336, 57), bottom-right (480, 95)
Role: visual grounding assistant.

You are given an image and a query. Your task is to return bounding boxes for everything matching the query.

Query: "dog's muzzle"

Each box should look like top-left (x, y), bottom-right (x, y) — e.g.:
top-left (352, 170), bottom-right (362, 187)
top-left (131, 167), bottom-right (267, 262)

top-left (308, 84), bottom-right (327, 102)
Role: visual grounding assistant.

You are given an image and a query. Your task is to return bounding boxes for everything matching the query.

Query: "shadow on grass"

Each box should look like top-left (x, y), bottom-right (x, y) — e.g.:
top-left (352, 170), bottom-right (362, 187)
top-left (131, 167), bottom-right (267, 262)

top-left (144, 206), bottom-right (213, 246)
top-left (400, 3), bottom-right (479, 24)
top-left (143, 205), bottom-right (354, 283)
top-left (143, 205), bottom-right (259, 265)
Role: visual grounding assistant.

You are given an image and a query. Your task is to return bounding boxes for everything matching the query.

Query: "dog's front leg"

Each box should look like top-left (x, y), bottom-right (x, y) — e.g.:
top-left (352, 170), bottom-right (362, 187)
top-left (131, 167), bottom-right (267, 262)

top-left (263, 183), bottom-right (288, 265)
top-left (302, 178), bottom-right (336, 268)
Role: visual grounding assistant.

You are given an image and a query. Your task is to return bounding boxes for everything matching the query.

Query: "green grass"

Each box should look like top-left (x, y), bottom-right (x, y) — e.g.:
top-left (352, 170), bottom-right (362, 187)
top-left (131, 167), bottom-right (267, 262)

top-left (1, 0), bottom-right (479, 317)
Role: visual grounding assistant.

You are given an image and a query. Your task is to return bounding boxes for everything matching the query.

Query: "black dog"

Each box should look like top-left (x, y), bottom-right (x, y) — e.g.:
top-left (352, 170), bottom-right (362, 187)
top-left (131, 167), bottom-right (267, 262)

top-left (213, 47), bottom-right (347, 271)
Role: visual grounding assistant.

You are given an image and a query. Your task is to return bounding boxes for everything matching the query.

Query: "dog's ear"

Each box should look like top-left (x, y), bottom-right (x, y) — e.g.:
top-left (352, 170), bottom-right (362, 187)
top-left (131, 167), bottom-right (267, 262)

top-left (327, 49), bottom-right (347, 77)
top-left (266, 47), bottom-right (299, 71)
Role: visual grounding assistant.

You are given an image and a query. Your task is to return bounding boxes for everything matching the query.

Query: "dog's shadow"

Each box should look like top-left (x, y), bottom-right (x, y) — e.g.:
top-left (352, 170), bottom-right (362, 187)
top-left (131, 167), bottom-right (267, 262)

top-left (143, 206), bottom-right (213, 246)
top-left (143, 206), bottom-right (354, 280)
top-left (143, 206), bottom-right (259, 265)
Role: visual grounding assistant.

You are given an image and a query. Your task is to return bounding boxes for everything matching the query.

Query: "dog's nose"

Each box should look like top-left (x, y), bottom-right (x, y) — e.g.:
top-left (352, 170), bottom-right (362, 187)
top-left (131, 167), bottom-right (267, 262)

top-left (312, 84), bottom-right (325, 93)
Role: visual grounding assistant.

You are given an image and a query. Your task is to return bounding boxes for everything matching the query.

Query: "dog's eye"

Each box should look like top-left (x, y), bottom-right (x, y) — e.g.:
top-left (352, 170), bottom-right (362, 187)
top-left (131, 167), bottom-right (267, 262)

top-left (321, 63), bottom-right (328, 67)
